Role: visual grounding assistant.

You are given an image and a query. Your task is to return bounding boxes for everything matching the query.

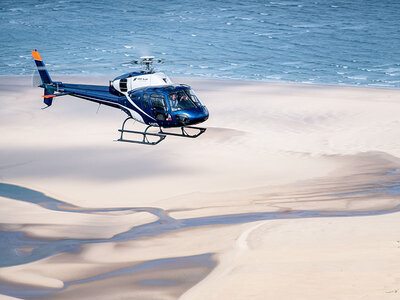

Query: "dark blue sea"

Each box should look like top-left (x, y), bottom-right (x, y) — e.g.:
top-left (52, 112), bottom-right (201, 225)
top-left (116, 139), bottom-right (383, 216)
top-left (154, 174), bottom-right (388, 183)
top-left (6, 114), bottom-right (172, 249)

top-left (1, 0), bottom-right (399, 87)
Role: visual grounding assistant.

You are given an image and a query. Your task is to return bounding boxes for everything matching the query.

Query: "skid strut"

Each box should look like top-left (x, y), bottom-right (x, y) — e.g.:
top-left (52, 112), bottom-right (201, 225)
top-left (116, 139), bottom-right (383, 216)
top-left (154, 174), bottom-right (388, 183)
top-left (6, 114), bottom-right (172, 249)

top-left (116, 117), bottom-right (166, 145)
top-left (159, 126), bottom-right (206, 138)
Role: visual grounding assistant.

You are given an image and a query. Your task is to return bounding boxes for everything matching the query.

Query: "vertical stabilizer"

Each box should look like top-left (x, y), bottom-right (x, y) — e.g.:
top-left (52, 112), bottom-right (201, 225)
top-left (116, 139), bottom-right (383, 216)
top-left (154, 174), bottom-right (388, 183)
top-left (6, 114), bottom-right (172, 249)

top-left (31, 50), bottom-right (52, 85)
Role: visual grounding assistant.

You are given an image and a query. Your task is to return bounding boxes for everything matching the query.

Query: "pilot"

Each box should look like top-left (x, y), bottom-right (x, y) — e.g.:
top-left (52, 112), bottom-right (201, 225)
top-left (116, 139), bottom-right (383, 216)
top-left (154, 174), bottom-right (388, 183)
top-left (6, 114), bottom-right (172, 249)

top-left (176, 91), bottom-right (187, 102)
top-left (170, 93), bottom-right (178, 110)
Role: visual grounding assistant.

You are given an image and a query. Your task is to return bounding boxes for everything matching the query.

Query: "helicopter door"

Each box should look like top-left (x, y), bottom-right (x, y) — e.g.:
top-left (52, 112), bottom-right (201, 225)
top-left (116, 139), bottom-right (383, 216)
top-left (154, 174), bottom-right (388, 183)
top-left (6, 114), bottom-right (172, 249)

top-left (149, 93), bottom-right (168, 121)
top-left (142, 93), bottom-right (150, 110)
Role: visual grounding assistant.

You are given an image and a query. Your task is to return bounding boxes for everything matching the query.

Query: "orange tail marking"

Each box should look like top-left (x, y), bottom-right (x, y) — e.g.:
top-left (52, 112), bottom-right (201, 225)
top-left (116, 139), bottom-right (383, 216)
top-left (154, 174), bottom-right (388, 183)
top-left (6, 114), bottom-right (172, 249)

top-left (42, 95), bottom-right (55, 98)
top-left (31, 50), bottom-right (42, 61)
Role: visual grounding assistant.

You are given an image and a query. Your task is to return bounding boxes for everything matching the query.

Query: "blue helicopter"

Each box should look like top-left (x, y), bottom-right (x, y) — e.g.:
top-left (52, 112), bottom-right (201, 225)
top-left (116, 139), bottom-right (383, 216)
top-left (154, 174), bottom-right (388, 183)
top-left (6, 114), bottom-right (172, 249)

top-left (31, 50), bottom-right (209, 145)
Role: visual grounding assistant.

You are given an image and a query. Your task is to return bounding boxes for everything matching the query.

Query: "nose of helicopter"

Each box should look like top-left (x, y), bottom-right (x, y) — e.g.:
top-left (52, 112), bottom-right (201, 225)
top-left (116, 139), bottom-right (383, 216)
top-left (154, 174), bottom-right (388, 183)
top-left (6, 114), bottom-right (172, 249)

top-left (176, 106), bottom-right (209, 126)
top-left (192, 106), bottom-right (209, 124)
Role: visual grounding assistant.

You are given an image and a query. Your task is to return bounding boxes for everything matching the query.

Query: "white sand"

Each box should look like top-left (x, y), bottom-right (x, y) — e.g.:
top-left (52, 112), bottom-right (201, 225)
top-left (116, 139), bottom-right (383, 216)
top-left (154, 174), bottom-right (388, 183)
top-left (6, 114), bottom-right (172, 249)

top-left (0, 196), bottom-right (157, 239)
top-left (182, 212), bottom-right (400, 300)
top-left (1, 76), bottom-right (400, 299)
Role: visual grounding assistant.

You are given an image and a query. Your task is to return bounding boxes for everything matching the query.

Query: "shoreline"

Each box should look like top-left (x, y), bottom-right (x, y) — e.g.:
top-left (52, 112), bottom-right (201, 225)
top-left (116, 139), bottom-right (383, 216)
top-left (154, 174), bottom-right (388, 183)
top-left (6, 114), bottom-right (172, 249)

top-left (2, 74), bottom-right (400, 91)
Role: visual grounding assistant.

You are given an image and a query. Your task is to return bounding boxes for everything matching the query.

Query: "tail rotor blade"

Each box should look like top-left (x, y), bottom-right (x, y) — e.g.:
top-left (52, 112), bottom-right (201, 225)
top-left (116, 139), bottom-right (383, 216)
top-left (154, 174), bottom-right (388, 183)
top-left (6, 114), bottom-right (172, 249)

top-left (32, 68), bottom-right (41, 87)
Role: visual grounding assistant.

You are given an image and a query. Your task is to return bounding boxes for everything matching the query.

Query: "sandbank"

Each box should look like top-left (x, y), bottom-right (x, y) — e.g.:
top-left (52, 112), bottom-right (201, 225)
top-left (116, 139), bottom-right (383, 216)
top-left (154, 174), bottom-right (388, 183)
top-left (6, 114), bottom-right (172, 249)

top-left (1, 76), bottom-right (400, 299)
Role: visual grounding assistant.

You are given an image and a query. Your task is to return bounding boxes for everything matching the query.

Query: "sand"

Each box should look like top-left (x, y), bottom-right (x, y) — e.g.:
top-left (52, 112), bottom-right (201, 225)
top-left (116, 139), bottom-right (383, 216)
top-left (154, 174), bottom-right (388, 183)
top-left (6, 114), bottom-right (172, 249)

top-left (181, 213), bottom-right (400, 300)
top-left (1, 76), bottom-right (400, 299)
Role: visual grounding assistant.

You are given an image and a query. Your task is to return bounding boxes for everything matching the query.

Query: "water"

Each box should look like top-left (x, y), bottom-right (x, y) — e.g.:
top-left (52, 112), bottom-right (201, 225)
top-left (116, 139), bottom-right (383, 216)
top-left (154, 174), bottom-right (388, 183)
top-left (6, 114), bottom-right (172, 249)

top-left (0, 254), bottom-right (214, 298)
top-left (1, 180), bottom-right (400, 269)
top-left (0, 0), bottom-right (400, 86)
top-left (1, 178), bottom-right (400, 297)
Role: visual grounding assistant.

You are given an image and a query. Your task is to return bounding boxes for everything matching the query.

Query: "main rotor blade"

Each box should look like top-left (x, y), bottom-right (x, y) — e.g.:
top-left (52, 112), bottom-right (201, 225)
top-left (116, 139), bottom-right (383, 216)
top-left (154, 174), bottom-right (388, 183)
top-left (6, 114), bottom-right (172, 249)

top-left (122, 60), bottom-right (140, 65)
top-left (121, 57), bottom-right (270, 65)
top-left (161, 57), bottom-right (270, 63)
top-left (21, 55), bottom-right (272, 74)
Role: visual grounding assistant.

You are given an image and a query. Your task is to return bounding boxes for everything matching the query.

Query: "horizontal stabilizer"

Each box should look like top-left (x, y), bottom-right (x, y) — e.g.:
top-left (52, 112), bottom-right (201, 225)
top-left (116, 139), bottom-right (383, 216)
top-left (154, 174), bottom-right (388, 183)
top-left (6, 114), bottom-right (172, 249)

top-left (42, 91), bottom-right (71, 108)
top-left (43, 88), bottom-right (54, 107)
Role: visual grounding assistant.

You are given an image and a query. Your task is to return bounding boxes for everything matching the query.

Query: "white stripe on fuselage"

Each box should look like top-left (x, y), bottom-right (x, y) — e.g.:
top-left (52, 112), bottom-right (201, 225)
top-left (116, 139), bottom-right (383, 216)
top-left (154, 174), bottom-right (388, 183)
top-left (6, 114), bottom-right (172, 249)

top-left (124, 93), bottom-right (156, 122)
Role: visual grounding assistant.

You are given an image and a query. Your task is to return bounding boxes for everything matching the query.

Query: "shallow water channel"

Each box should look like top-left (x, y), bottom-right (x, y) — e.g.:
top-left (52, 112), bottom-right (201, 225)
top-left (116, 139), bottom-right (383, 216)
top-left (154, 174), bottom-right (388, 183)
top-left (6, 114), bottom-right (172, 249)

top-left (1, 181), bottom-right (400, 298)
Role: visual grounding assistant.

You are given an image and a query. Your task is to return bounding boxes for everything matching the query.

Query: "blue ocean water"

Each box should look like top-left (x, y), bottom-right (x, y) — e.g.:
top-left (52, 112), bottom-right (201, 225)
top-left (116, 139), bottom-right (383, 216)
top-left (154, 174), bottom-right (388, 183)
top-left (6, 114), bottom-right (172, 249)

top-left (1, 0), bottom-right (399, 87)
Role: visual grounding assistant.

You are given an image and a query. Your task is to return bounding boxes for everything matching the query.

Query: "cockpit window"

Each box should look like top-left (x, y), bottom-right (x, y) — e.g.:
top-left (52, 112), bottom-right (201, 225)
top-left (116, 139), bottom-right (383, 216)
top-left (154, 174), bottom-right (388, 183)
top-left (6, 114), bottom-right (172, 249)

top-left (150, 93), bottom-right (167, 111)
top-left (168, 89), bottom-right (196, 112)
top-left (187, 88), bottom-right (202, 106)
top-left (143, 93), bottom-right (149, 109)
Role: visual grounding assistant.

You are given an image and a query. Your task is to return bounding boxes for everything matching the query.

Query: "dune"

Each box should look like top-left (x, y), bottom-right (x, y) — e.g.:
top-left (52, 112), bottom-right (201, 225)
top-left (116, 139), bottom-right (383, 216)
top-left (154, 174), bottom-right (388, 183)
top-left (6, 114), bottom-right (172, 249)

top-left (1, 76), bottom-right (400, 299)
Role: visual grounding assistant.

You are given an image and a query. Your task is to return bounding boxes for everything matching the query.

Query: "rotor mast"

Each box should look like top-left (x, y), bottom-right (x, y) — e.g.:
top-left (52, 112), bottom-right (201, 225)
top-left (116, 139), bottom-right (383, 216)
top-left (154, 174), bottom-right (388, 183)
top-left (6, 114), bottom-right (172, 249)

top-left (140, 56), bottom-right (155, 73)
top-left (124, 56), bottom-right (165, 73)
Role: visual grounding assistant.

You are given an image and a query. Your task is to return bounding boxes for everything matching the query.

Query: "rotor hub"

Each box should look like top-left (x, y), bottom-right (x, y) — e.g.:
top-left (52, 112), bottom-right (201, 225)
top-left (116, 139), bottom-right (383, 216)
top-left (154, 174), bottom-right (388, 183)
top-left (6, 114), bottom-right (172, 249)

top-left (140, 56), bottom-right (155, 73)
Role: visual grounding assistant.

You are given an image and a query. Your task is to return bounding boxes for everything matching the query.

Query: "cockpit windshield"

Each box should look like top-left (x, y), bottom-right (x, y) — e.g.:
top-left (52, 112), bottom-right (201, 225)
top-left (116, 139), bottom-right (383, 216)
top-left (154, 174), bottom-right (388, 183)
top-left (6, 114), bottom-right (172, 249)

top-left (168, 88), bottom-right (202, 112)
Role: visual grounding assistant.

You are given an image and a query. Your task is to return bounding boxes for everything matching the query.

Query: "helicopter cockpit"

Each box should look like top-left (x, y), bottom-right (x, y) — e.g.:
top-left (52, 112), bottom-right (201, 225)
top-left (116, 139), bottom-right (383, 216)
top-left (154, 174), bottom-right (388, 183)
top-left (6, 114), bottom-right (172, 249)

top-left (164, 86), bottom-right (208, 126)
top-left (168, 88), bottom-right (200, 112)
top-left (130, 85), bottom-right (208, 127)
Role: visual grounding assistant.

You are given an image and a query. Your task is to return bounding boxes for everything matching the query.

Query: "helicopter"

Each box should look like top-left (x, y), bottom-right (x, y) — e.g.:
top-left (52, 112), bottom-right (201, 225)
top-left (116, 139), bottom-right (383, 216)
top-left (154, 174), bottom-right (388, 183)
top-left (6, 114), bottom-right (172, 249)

top-left (31, 50), bottom-right (209, 145)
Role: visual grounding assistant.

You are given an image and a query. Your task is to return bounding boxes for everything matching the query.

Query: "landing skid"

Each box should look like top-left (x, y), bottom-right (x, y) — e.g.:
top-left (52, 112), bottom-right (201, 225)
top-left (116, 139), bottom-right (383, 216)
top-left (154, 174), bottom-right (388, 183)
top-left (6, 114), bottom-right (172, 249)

top-left (116, 117), bottom-right (207, 145)
top-left (116, 117), bottom-right (166, 145)
top-left (159, 126), bottom-right (206, 138)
